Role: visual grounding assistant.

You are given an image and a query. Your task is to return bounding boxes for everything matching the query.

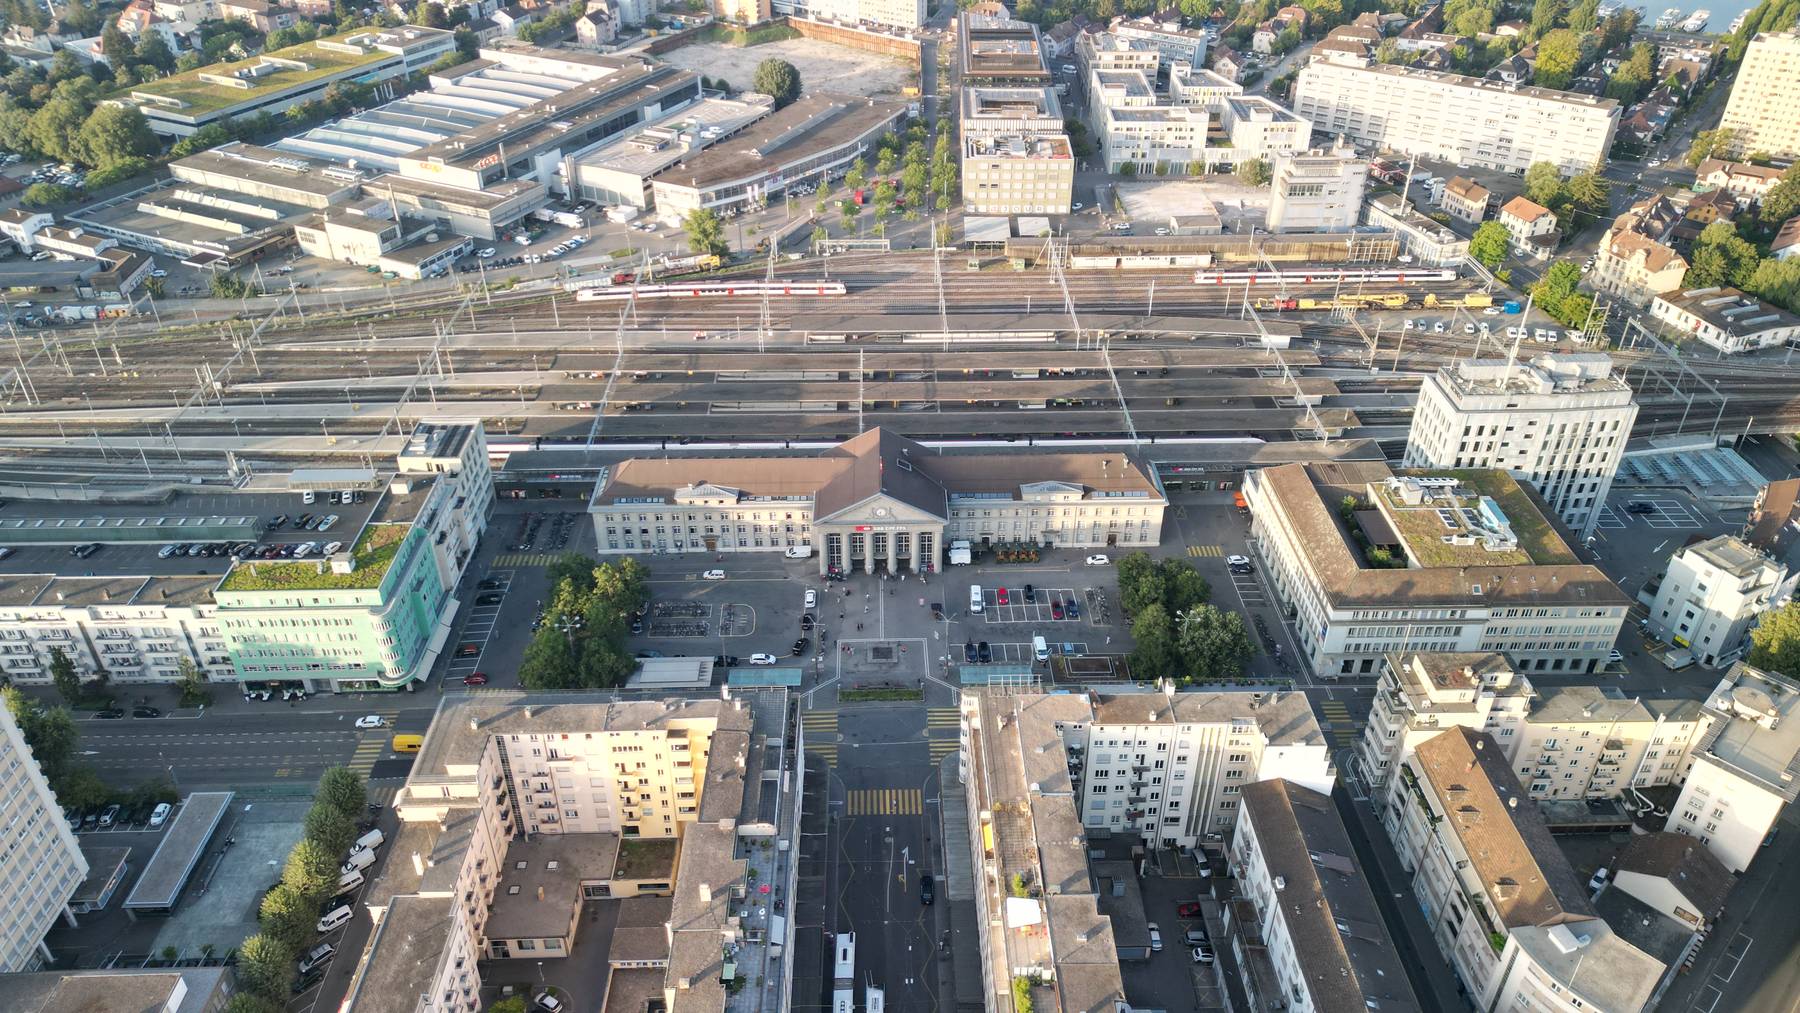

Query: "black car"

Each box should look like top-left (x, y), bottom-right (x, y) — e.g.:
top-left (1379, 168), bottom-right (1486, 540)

top-left (132, 706), bottom-right (161, 719)
top-left (931, 602), bottom-right (945, 621)
top-left (95, 708), bottom-right (124, 719)
top-left (1625, 501), bottom-right (1657, 514)
top-left (630, 619), bottom-right (644, 634)
top-left (478, 578), bottom-right (504, 590)
top-left (294, 514), bottom-right (313, 529)
top-left (69, 542), bottom-right (100, 558)
top-left (964, 640), bottom-right (978, 662)
top-left (714, 655), bottom-right (739, 668)
top-left (920, 874), bottom-right (934, 905)
top-left (292, 971), bottom-right (326, 996)
top-left (800, 613), bottom-right (815, 630)
top-left (269, 515), bottom-right (289, 528)
top-left (977, 641), bottom-right (992, 663)
top-left (476, 593), bottom-right (503, 606)
top-left (1023, 584), bottom-right (1036, 603)
top-left (792, 638), bottom-right (809, 656)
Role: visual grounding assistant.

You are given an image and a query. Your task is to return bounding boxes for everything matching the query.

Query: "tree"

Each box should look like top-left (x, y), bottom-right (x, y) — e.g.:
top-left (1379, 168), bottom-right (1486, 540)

top-left (752, 58), bottom-right (800, 109)
top-left (1750, 602), bottom-right (1800, 676)
top-left (235, 935), bottom-right (295, 1001)
top-left (1175, 605), bottom-right (1255, 681)
top-left (1760, 176), bottom-right (1800, 226)
top-left (281, 838), bottom-right (340, 901)
top-left (1523, 161), bottom-right (1564, 206)
top-left (49, 646), bottom-right (82, 706)
top-left (1529, 0), bottom-right (1563, 37)
top-left (682, 207), bottom-right (727, 258)
top-left (1531, 29), bottom-right (1581, 90)
top-left (1685, 128), bottom-right (1737, 169)
top-left (1236, 157), bottom-right (1271, 187)
top-left (1468, 221), bottom-right (1510, 269)
top-left (1567, 0), bottom-right (1599, 32)
top-left (545, 552), bottom-right (599, 596)
top-left (1160, 559), bottom-right (1211, 614)
top-left (3, 687), bottom-right (79, 788)
top-left (490, 1000), bottom-right (529, 1013)
top-left (101, 18), bottom-right (134, 64)
top-left (1128, 603), bottom-right (1182, 678)
top-left (27, 94), bottom-right (90, 163)
top-left (1605, 42), bottom-right (1655, 103)
top-left (136, 32), bottom-right (175, 73)
top-left (519, 627), bottom-right (580, 690)
top-left (1746, 257), bottom-right (1800, 315)
top-left (176, 657), bottom-right (211, 708)
top-left (224, 995), bottom-right (285, 1013)
top-left (209, 272), bottom-right (252, 299)
top-left (85, 156), bottom-right (151, 190)
top-left (1685, 221), bottom-right (1760, 289)
top-left (1564, 171), bottom-right (1611, 218)
top-left (318, 766), bottom-right (367, 821)
top-left (303, 800), bottom-right (356, 858)
top-left (258, 883), bottom-right (316, 950)
top-left (845, 157), bottom-right (868, 192)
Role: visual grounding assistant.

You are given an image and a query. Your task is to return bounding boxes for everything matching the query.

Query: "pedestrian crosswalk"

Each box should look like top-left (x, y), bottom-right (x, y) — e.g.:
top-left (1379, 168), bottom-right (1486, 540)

top-left (847, 788), bottom-right (924, 816)
top-left (348, 711), bottom-right (401, 775)
top-left (927, 707), bottom-right (960, 729)
top-left (929, 739), bottom-right (961, 762)
top-left (492, 552), bottom-right (560, 567)
top-left (803, 710), bottom-right (838, 766)
top-left (1186, 544), bottom-right (1224, 557)
top-left (1317, 699), bottom-right (1358, 749)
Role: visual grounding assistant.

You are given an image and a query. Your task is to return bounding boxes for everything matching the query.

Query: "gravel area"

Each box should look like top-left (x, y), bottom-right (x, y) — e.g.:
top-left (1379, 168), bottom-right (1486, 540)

top-left (659, 38), bottom-right (912, 98)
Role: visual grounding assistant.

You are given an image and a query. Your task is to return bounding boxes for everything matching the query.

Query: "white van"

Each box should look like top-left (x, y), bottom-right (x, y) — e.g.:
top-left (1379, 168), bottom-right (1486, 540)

top-left (350, 828), bottom-right (384, 854)
top-left (342, 848), bottom-right (376, 874)
top-left (334, 869), bottom-right (365, 896)
top-left (302, 490), bottom-right (315, 505)
top-left (1033, 636), bottom-right (1049, 662)
top-left (316, 905), bottom-right (353, 934)
top-left (784, 545), bottom-right (813, 559)
top-left (969, 585), bottom-right (984, 614)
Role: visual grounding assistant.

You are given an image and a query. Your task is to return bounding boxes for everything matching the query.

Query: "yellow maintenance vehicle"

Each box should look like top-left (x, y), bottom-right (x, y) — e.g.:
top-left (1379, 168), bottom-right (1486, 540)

top-left (1424, 292), bottom-right (1494, 309)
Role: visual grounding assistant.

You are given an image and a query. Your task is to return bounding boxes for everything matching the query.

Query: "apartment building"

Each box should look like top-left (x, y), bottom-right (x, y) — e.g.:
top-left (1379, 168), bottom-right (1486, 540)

top-left (0, 574), bottom-right (235, 686)
top-left (589, 429), bottom-right (1166, 577)
top-left (351, 688), bottom-right (799, 1013)
top-left (1404, 353), bottom-right (1638, 542)
top-left (1666, 664), bottom-right (1800, 872)
top-left (1442, 175), bottom-right (1492, 223)
top-left (1111, 16), bottom-right (1208, 70)
top-left (1359, 651), bottom-right (1705, 804)
top-left (1293, 56), bottom-right (1620, 175)
top-left (1266, 144), bottom-right (1367, 232)
top-left (1089, 68), bottom-right (1209, 173)
top-left (959, 88), bottom-right (1074, 215)
top-left (1718, 32), bottom-right (1800, 160)
top-left (0, 703), bottom-right (88, 973)
top-left (1592, 222), bottom-right (1690, 305)
top-left (1694, 158), bottom-right (1787, 210)
top-left (1384, 727), bottom-right (1663, 1011)
top-left (1228, 780), bottom-right (1421, 1012)
top-left (1167, 60), bottom-right (1240, 108)
top-left (1244, 463), bottom-right (1631, 678)
top-left (1498, 195), bottom-right (1558, 260)
top-left (1215, 96), bottom-right (1310, 163)
top-left (1649, 285), bottom-right (1800, 354)
top-left (1643, 535), bottom-right (1789, 668)
top-left (1077, 30), bottom-right (1163, 76)
top-left (777, 0), bottom-right (926, 29)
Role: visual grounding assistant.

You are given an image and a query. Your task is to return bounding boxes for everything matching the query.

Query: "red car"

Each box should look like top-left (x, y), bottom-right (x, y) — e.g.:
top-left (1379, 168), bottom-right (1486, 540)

top-left (996, 587), bottom-right (1009, 606)
top-left (455, 643), bottom-right (481, 658)
top-left (1176, 902), bottom-right (1202, 918)
top-left (462, 672), bottom-right (489, 686)
top-left (1051, 601), bottom-right (1064, 620)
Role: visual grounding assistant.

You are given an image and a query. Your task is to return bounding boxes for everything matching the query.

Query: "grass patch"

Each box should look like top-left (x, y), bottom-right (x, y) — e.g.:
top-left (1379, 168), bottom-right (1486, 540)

top-left (839, 686), bottom-right (924, 702)
top-left (697, 22), bottom-right (802, 45)
top-left (119, 33), bottom-right (389, 115)
top-left (613, 837), bottom-right (678, 880)
top-left (218, 523), bottom-right (410, 593)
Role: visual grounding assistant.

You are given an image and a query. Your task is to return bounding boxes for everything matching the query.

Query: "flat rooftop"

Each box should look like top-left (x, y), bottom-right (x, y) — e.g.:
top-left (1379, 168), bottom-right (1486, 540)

top-left (486, 833), bottom-right (622, 939)
top-left (1699, 665), bottom-right (1800, 801)
top-left (575, 96), bottom-right (773, 178)
top-left (1657, 285), bottom-right (1800, 334)
top-left (124, 792), bottom-right (234, 910)
top-left (342, 893), bottom-right (453, 1013)
top-left (654, 94), bottom-right (905, 191)
top-left (1437, 353), bottom-right (1633, 399)
top-left (172, 142), bottom-right (364, 200)
top-left (1683, 534), bottom-right (1777, 580)
top-left (123, 31), bottom-right (412, 116)
top-left (961, 86), bottom-right (1062, 120)
top-left (1309, 58), bottom-right (1621, 110)
top-left (217, 521), bottom-right (409, 593)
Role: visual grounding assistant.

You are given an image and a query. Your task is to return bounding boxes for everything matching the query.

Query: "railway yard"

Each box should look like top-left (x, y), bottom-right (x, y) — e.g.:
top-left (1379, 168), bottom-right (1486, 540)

top-left (1, 251), bottom-right (1797, 476)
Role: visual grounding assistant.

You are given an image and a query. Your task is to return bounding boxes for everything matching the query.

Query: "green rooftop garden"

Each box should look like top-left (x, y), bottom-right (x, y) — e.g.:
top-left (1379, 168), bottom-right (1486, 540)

top-left (218, 523), bottom-right (410, 593)
top-left (1392, 469), bottom-right (1577, 568)
top-left (122, 34), bottom-right (390, 115)
top-left (613, 837), bottom-right (678, 880)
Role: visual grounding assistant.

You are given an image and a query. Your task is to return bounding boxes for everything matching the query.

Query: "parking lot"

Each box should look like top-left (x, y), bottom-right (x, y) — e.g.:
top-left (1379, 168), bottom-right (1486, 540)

top-left (446, 570), bottom-right (512, 683)
top-left (978, 585), bottom-right (1089, 624)
top-left (1596, 497), bottom-right (1706, 531)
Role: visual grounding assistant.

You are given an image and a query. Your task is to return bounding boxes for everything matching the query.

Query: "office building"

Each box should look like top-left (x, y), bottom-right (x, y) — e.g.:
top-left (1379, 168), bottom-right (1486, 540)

top-left (649, 94), bottom-right (906, 222)
top-left (0, 421), bottom-right (494, 693)
top-left (120, 27), bottom-right (457, 138)
top-left (1213, 95), bottom-right (1310, 163)
top-left (959, 88), bottom-right (1074, 215)
top-left (345, 687), bottom-right (800, 1013)
top-left (1365, 192), bottom-right (1471, 266)
top-left (293, 196), bottom-right (473, 279)
top-left (1111, 17), bottom-right (1208, 71)
top-left (1404, 353), bottom-right (1637, 542)
top-left (590, 429), bottom-right (1167, 576)
top-left (1229, 780), bottom-right (1421, 1012)
top-left (1266, 144), bottom-right (1367, 232)
top-left (0, 703), bottom-right (88, 972)
top-left (1649, 286), bottom-right (1800, 354)
top-left (775, 0), bottom-right (926, 29)
top-left (1294, 57), bottom-right (1620, 175)
top-left (959, 12), bottom-right (1051, 85)
top-left (957, 686), bottom-right (1327, 1013)
top-left (1089, 68), bottom-right (1209, 174)
top-left (567, 95), bottom-right (775, 208)
top-left (1666, 664), bottom-right (1800, 872)
top-left (1643, 535), bottom-right (1788, 668)
top-left (1244, 462), bottom-right (1631, 677)
top-left (1384, 727), bottom-right (1664, 1011)
top-left (1718, 33), bottom-right (1800, 160)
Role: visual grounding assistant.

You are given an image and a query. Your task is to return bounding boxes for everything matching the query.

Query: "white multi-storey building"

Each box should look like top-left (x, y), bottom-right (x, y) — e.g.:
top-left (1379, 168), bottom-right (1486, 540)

top-left (1111, 17), bottom-right (1208, 70)
top-left (959, 88), bottom-right (1074, 214)
top-left (1385, 727), bottom-right (1664, 1011)
top-left (1404, 354), bottom-right (1638, 542)
top-left (1229, 779), bottom-right (1420, 1011)
top-left (0, 575), bottom-right (235, 686)
top-left (1666, 664), bottom-right (1800, 873)
top-left (1244, 463), bottom-right (1631, 678)
top-left (0, 703), bottom-right (88, 972)
top-left (1089, 68), bottom-right (1210, 173)
top-left (1357, 651), bottom-right (1535, 791)
top-left (1267, 144), bottom-right (1367, 232)
top-left (776, 0), bottom-right (925, 28)
top-left (1644, 534), bottom-right (1789, 668)
top-left (1293, 56), bottom-right (1620, 175)
top-left (1718, 32), bottom-right (1800, 160)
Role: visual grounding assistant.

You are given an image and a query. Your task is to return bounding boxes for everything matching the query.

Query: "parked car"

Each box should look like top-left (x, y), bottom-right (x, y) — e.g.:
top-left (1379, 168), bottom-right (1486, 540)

top-left (456, 643), bottom-right (481, 657)
top-left (920, 873), bottom-right (934, 905)
top-left (977, 641), bottom-right (992, 663)
top-left (1191, 944), bottom-right (1215, 964)
top-left (298, 943), bottom-right (335, 975)
top-left (534, 993), bottom-right (565, 1013)
top-left (792, 638), bottom-right (809, 656)
top-left (964, 641), bottom-right (978, 662)
top-left (462, 673), bottom-right (489, 686)
top-left (1176, 902), bottom-right (1202, 918)
top-left (98, 804), bottom-right (121, 828)
top-left (132, 706), bottom-right (160, 718)
top-left (477, 593), bottom-right (503, 606)
top-left (804, 589), bottom-right (817, 608)
top-left (996, 587), bottom-right (1009, 606)
top-left (96, 708), bottom-right (124, 719)
top-left (1085, 554), bottom-right (1110, 566)
top-left (748, 653), bottom-right (779, 665)
top-left (1147, 922), bottom-right (1163, 952)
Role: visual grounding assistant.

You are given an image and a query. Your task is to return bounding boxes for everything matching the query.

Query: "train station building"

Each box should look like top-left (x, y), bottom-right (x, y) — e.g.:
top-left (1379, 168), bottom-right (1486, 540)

top-left (588, 429), bottom-right (1167, 575)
